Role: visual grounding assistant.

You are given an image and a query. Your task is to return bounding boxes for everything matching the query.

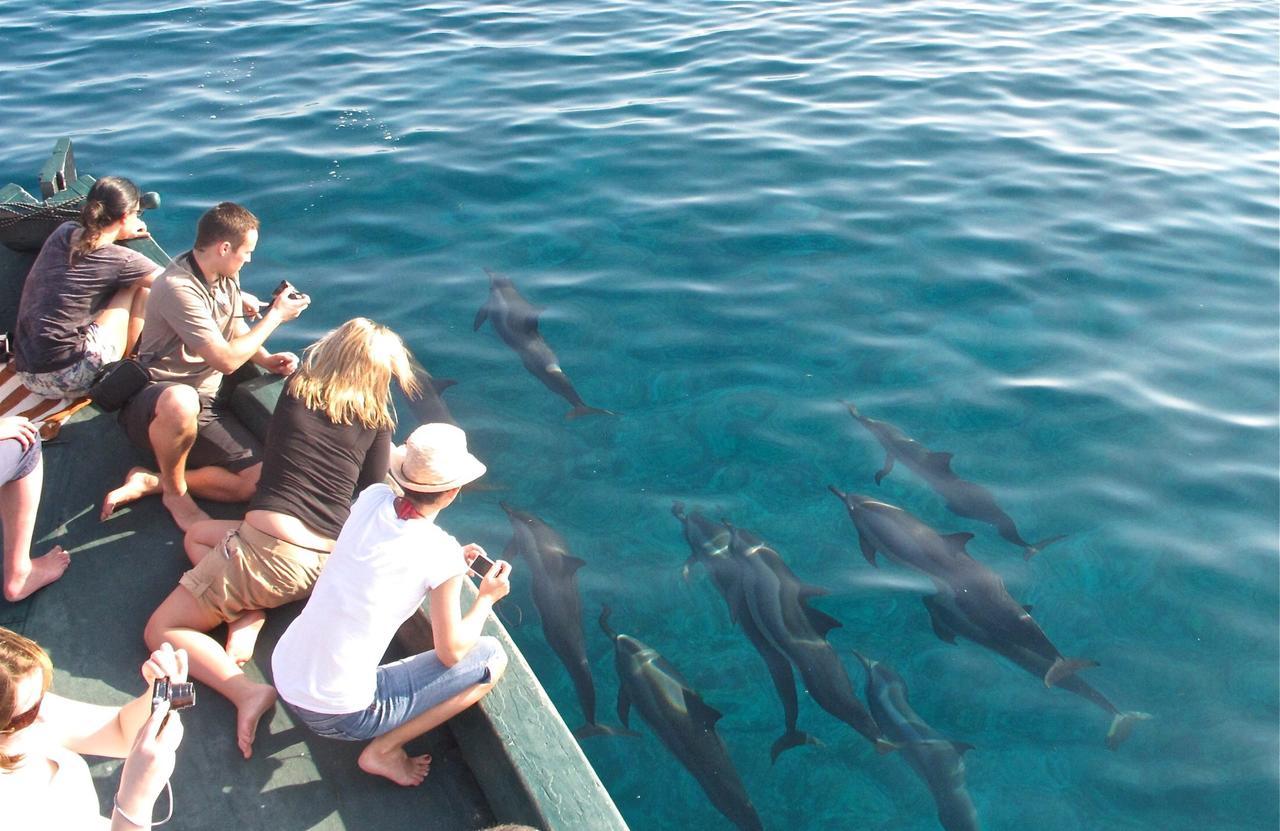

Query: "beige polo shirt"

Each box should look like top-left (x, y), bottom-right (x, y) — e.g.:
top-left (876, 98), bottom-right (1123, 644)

top-left (136, 251), bottom-right (241, 398)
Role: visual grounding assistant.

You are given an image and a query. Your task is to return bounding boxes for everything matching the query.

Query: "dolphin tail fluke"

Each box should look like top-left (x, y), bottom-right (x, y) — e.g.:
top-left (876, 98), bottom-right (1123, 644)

top-left (1105, 711), bottom-right (1152, 750)
top-left (567, 405), bottom-right (616, 419)
top-left (1044, 656), bottom-right (1099, 688)
top-left (598, 605), bottom-right (617, 640)
top-left (769, 730), bottom-right (822, 764)
top-left (573, 723), bottom-right (636, 740)
top-left (1023, 533), bottom-right (1069, 561)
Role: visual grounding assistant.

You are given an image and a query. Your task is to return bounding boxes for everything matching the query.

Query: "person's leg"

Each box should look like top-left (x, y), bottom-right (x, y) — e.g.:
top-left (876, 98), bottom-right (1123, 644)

top-left (91, 283), bottom-right (144, 358)
top-left (149, 385), bottom-right (209, 531)
top-left (100, 466), bottom-right (161, 520)
top-left (184, 462), bottom-right (260, 503)
top-left (357, 639), bottom-right (508, 786)
top-left (125, 285), bottom-right (150, 355)
top-left (144, 586), bottom-right (276, 759)
top-left (183, 519), bottom-right (243, 565)
top-left (1, 447), bottom-right (69, 601)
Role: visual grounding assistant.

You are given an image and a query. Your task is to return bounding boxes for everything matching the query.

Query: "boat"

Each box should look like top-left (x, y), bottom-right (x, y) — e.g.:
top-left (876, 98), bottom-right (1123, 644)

top-left (0, 139), bottom-right (628, 831)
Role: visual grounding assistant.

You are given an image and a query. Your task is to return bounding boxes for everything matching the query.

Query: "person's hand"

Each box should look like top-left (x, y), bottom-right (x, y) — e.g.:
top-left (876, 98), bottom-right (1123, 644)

top-left (462, 543), bottom-right (487, 568)
top-left (240, 291), bottom-right (262, 320)
top-left (269, 290), bottom-right (310, 322)
top-left (119, 217), bottom-right (149, 240)
top-left (113, 702), bottom-right (183, 828)
top-left (262, 352), bottom-right (299, 376)
top-left (477, 559), bottom-right (512, 603)
top-left (140, 642), bottom-right (189, 689)
top-left (0, 416), bottom-right (39, 450)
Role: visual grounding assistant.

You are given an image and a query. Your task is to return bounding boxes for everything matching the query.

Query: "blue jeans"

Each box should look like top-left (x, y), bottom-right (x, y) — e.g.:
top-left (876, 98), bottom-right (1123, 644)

top-left (287, 637), bottom-right (503, 742)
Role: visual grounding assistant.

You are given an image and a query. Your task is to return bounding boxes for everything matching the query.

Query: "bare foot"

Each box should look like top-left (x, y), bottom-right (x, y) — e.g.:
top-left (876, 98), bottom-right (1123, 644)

top-left (3, 545), bottom-right (71, 602)
top-left (357, 745), bottom-right (432, 787)
top-left (161, 490), bottom-right (210, 533)
top-left (100, 467), bottom-right (160, 520)
top-left (236, 682), bottom-right (277, 759)
top-left (225, 610), bottom-right (267, 666)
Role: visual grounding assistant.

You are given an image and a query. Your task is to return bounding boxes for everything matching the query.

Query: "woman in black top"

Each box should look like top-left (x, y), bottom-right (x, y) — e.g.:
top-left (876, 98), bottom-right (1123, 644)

top-left (143, 318), bottom-right (420, 759)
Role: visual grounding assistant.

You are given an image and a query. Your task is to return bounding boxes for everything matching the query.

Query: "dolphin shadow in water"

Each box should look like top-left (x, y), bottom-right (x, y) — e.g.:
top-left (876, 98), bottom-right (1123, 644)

top-left (725, 521), bottom-right (892, 753)
top-left (500, 502), bottom-right (623, 739)
top-left (475, 269), bottom-right (614, 419)
top-left (853, 652), bottom-right (982, 831)
top-left (674, 502), bottom-right (821, 763)
top-left (844, 402), bottom-right (1064, 560)
top-left (600, 606), bottom-right (765, 831)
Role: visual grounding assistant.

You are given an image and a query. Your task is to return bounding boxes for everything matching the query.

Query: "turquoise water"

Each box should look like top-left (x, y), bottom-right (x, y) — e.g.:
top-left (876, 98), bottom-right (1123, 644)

top-left (2, 1), bottom-right (1277, 829)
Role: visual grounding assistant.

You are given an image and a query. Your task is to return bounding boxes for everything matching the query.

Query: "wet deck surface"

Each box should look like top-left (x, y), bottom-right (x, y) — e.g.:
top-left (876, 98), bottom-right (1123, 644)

top-left (1, 405), bottom-right (498, 830)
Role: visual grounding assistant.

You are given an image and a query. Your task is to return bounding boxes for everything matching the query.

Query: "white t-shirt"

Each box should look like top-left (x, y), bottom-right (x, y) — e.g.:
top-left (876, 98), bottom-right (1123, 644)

top-left (272, 484), bottom-right (468, 713)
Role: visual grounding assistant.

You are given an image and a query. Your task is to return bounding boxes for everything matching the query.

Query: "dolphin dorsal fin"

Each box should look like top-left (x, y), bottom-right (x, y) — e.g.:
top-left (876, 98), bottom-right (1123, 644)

top-left (431, 377), bottom-right (458, 394)
top-left (1022, 604), bottom-right (1034, 614)
top-left (561, 555), bottom-right (588, 575)
top-left (952, 741), bottom-right (975, 756)
top-left (803, 605), bottom-right (843, 638)
top-left (942, 532), bottom-right (974, 553)
top-left (925, 451), bottom-right (954, 473)
top-left (683, 691), bottom-right (723, 731)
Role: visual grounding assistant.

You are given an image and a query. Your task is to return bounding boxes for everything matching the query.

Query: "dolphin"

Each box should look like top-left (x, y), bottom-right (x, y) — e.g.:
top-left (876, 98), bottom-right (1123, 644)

top-left (829, 486), bottom-right (1095, 689)
top-left (406, 361), bottom-right (458, 426)
top-left (674, 502), bottom-right (820, 762)
top-left (500, 502), bottom-right (618, 739)
top-left (599, 606), bottom-right (765, 831)
top-left (474, 269), bottom-right (614, 418)
top-left (828, 485), bottom-right (974, 581)
top-left (853, 652), bottom-right (982, 831)
top-left (922, 591), bottom-right (1150, 750)
top-left (725, 522), bottom-right (892, 753)
top-left (843, 402), bottom-right (1064, 559)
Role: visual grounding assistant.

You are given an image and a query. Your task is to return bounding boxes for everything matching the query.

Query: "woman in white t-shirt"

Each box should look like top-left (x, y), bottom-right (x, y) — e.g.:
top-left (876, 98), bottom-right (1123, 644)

top-left (272, 423), bottom-right (511, 787)
top-left (0, 628), bottom-right (187, 830)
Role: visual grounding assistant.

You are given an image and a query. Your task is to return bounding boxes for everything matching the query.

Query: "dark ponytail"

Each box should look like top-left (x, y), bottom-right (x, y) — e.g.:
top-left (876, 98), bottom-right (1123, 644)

top-left (68, 176), bottom-right (141, 265)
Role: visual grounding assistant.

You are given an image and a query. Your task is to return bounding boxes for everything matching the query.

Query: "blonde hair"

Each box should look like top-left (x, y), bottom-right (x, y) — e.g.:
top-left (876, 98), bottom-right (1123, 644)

top-left (287, 318), bottom-right (419, 431)
top-left (0, 627), bottom-right (53, 772)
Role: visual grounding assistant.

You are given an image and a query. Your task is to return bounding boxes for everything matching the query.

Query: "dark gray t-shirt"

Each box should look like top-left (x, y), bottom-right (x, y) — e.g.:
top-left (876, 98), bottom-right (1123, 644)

top-left (13, 222), bottom-right (160, 372)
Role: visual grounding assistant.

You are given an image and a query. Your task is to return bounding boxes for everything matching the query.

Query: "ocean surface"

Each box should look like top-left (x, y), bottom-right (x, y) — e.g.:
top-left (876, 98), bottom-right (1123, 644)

top-left (1, 1), bottom-right (1276, 829)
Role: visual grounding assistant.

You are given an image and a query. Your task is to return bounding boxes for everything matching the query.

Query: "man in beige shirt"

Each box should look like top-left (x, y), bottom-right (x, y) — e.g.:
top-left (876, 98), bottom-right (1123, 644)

top-left (103, 202), bottom-right (309, 531)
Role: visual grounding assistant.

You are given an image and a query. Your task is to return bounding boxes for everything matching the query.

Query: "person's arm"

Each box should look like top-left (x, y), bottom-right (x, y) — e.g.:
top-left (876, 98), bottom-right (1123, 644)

top-left (43, 645), bottom-right (188, 760)
top-left (110, 703), bottom-right (183, 831)
top-left (428, 547), bottom-right (511, 666)
top-left (189, 291), bottom-right (308, 374)
top-left (355, 429), bottom-right (392, 495)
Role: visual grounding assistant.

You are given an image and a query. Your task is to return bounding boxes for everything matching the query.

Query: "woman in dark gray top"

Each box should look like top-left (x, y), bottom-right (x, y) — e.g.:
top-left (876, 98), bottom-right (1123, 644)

top-left (143, 318), bottom-right (421, 758)
top-left (13, 176), bottom-right (161, 398)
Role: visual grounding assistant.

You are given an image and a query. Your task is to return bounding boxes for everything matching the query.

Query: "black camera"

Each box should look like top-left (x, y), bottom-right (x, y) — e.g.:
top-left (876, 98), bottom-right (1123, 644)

top-left (0, 333), bottom-right (11, 364)
top-left (272, 280), bottom-right (304, 301)
top-left (152, 677), bottom-right (196, 713)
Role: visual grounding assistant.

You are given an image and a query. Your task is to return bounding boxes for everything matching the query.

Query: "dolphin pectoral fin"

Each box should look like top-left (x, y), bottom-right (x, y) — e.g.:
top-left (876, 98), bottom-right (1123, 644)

top-left (573, 723), bottom-right (633, 740)
top-left (924, 451), bottom-right (955, 474)
top-left (1044, 657), bottom-right (1100, 688)
top-left (1105, 711), bottom-right (1152, 750)
top-left (567, 405), bottom-right (615, 419)
top-left (874, 738), bottom-right (898, 755)
top-left (1024, 533), bottom-right (1069, 561)
top-left (874, 453), bottom-right (895, 485)
top-left (683, 691), bottom-right (724, 731)
top-left (616, 687), bottom-right (633, 728)
top-left (472, 303), bottom-right (490, 331)
top-left (858, 534), bottom-right (879, 567)
top-left (770, 730), bottom-right (822, 764)
top-left (502, 540), bottom-right (518, 560)
top-left (923, 595), bottom-right (958, 644)
top-left (803, 606), bottom-right (843, 638)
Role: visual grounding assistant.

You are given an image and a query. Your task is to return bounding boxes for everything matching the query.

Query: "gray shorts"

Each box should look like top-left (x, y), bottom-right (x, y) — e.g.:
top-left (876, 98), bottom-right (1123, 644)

top-left (118, 381), bottom-right (261, 473)
top-left (19, 323), bottom-right (120, 399)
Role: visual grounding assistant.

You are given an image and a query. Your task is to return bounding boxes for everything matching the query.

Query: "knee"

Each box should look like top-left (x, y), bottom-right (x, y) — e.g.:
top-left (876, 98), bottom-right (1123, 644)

top-left (478, 637), bottom-right (507, 684)
top-left (143, 608), bottom-right (168, 649)
top-left (154, 386), bottom-right (200, 428)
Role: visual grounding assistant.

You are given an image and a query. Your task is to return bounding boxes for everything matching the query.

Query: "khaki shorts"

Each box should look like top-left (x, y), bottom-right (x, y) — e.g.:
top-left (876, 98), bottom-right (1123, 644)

top-left (179, 522), bottom-right (329, 622)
